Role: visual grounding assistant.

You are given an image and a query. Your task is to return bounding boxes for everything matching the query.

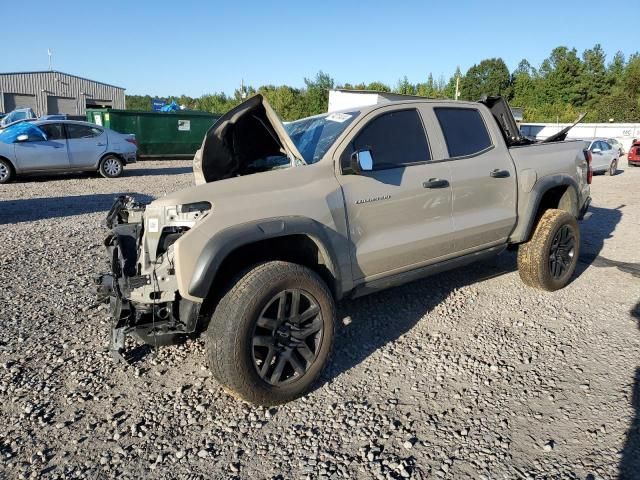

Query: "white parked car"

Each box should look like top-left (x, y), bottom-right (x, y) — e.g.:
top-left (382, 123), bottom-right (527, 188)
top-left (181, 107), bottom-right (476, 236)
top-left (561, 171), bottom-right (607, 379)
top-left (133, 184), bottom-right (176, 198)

top-left (0, 120), bottom-right (137, 183)
top-left (606, 138), bottom-right (624, 156)
top-left (583, 139), bottom-right (619, 176)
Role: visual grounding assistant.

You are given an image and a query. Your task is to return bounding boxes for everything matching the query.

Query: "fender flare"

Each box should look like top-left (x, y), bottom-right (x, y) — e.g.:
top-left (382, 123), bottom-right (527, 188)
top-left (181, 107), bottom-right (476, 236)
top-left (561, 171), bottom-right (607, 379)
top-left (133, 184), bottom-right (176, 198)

top-left (188, 216), bottom-right (344, 299)
top-left (513, 174), bottom-right (580, 243)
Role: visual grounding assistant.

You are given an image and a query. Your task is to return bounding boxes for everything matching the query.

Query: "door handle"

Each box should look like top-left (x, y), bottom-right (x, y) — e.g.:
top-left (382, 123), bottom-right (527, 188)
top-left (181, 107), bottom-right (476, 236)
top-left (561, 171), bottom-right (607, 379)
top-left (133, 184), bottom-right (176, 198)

top-left (423, 178), bottom-right (449, 188)
top-left (490, 169), bottom-right (510, 178)
top-left (97, 142), bottom-right (106, 146)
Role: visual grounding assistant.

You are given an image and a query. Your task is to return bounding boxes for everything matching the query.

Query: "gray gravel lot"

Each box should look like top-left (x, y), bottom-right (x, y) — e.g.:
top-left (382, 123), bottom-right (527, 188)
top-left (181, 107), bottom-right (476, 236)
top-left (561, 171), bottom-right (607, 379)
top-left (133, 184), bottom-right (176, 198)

top-left (1, 161), bottom-right (639, 479)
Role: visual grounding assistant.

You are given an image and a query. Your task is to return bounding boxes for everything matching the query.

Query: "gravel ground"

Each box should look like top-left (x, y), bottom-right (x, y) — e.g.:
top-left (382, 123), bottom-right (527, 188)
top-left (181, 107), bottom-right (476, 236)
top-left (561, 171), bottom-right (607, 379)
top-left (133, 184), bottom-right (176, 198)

top-left (1, 161), bottom-right (639, 480)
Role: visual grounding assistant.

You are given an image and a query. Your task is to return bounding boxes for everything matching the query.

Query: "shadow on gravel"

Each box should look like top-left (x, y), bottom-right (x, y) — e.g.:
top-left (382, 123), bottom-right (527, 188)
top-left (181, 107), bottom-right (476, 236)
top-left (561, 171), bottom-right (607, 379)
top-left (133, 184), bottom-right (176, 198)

top-left (125, 166), bottom-right (192, 177)
top-left (619, 302), bottom-right (640, 479)
top-left (0, 193), bottom-right (154, 224)
top-left (321, 251), bottom-right (517, 387)
top-left (577, 205), bottom-right (635, 275)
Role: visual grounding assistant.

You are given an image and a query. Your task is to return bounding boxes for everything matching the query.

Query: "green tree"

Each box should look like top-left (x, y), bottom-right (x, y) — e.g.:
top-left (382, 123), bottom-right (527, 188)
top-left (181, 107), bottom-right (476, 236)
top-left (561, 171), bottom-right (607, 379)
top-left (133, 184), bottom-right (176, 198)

top-left (623, 53), bottom-right (640, 99)
top-left (538, 47), bottom-right (585, 105)
top-left (443, 67), bottom-right (462, 99)
top-left (394, 76), bottom-right (416, 95)
top-left (581, 44), bottom-right (608, 105)
top-left (258, 85), bottom-right (304, 121)
top-left (416, 73), bottom-right (436, 97)
top-left (366, 81), bottom-right (391, 92)
top-left (125, 95), bottom-right (155, 110)
top-left (460, 58), bottom-right (511, 100)
top-left (591, 92), bottom-right (640, 122)
top-left (511, 59), bottom-right (539, 107)
top-left (607, 51), bottom-right (626, 89)
top-left (302, 71), bottom-right (334, 116)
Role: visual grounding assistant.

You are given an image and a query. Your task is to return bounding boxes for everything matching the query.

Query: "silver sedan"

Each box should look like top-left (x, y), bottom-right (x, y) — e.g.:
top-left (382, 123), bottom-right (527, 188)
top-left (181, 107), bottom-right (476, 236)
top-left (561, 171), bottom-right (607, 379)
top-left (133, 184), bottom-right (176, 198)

top-left (0, 120), bottom-right (137, 183)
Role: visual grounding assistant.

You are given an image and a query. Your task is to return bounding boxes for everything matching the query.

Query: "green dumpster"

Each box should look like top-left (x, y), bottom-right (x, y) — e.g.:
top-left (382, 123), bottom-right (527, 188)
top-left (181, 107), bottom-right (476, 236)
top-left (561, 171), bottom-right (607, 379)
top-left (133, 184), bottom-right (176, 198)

top-left (86, 109), bottom-right (221, 158)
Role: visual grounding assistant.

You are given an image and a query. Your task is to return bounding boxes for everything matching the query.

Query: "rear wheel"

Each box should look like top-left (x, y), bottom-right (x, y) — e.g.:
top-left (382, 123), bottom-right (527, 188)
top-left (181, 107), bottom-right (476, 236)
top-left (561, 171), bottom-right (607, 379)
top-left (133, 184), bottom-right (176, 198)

top-left (206, 261), bottom-right (336, 405)
top-left (99, 155), bottom-right (124, 178)
top-left (0, 158), bottom-right (15, 184)
top-left (517, 209), bottom-right (580, 291)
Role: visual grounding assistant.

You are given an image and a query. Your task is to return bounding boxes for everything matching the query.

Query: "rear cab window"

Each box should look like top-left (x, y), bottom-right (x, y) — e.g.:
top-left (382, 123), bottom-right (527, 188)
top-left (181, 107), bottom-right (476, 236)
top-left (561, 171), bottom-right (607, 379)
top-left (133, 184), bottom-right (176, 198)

top-left (342, 109), bottom-right (431, 172)
top-left (434, 107), bottom-right (493, 158)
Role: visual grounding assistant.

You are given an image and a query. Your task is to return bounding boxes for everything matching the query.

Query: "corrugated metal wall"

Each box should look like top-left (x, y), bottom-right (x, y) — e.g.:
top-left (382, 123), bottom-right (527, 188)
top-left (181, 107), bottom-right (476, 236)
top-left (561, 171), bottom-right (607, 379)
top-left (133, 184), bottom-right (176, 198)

top-left (0, 71), bottom-right (125, 116)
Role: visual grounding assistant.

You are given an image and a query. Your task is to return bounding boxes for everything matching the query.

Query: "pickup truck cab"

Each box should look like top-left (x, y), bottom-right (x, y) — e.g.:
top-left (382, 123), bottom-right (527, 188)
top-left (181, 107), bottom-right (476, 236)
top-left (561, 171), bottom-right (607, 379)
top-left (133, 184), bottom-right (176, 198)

top-left (98, 95), bottom-right (591, 405)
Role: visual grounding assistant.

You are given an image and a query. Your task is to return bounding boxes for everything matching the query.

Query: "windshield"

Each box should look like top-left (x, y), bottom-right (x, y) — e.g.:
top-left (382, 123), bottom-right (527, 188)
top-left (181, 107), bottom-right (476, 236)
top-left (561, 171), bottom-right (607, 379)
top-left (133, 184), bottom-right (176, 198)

top-left (284, 111), bottom-right (359, 164)
top-left (0, 122), bottom-right (46, 144)
top-left (1, 110), bottom-right (28, 127)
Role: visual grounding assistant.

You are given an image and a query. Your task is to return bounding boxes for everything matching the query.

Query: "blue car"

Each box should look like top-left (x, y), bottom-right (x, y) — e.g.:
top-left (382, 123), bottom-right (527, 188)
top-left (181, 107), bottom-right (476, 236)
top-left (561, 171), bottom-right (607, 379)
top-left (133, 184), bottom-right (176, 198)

top-left (0, 120), bottom-right (137, 183)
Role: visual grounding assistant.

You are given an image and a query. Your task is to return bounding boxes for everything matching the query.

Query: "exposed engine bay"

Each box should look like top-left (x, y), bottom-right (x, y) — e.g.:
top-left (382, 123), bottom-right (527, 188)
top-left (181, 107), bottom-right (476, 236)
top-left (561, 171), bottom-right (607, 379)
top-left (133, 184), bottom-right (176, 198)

top-left (97, 195), bottom-right (210, 360)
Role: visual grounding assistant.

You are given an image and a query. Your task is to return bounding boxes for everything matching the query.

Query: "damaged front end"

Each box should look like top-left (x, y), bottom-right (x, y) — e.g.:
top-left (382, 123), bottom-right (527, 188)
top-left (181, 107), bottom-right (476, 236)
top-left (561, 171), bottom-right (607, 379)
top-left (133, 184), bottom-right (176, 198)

top-left (96, 195), bottom-right (210, 362)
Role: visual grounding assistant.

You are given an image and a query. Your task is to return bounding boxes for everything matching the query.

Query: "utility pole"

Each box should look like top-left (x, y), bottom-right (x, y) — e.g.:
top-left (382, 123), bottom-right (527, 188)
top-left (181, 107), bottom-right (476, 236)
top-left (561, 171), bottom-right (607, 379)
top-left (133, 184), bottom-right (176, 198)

top-left (455, 75), bottom-right (460, 101)
top-left (240, 79), bottom-right (247, 99)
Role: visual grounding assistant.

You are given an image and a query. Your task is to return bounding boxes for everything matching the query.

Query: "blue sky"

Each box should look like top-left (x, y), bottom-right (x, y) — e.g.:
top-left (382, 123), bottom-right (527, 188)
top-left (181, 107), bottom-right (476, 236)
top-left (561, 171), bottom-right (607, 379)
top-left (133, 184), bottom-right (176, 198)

top-left (2, 0), bottom-right (637, 97)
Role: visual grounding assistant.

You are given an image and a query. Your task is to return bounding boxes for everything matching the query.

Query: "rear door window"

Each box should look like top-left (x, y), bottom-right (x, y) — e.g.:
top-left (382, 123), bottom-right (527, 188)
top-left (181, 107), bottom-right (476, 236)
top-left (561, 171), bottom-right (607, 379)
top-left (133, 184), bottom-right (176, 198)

top-left (434, 107), bottom-right (492, 158)
top-left (66, 124), bottom-right (102, 139)
top-left (344, 109), bottom-right (430, 171)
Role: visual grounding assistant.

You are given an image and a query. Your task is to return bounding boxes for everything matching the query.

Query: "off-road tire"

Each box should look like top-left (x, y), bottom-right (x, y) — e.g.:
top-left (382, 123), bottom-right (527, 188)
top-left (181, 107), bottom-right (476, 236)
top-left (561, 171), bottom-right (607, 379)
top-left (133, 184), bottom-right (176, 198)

top-left (517, 209), bottom-right (580, 292)
top-left (605, 159), bottom-right (618, 176)
top-left (99, 155), bottom-right (124, 178)
top-left (0, 158), bottom-right (15, 184)
top-left (206, 261), bottom-right (336, 405)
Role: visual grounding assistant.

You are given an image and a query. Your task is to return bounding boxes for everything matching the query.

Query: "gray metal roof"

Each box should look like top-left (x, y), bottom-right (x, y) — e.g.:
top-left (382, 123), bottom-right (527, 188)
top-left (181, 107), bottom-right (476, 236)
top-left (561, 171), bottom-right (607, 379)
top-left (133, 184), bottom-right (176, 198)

top-left (0, 70), bottom-right (125, 90)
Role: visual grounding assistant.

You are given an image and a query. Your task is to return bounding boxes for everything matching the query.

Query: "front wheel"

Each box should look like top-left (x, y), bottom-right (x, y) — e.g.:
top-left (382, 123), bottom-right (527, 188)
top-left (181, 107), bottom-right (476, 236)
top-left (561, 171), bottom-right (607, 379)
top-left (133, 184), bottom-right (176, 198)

top-left (206, 261), bottom-right (336, 405)
top-left (517, 209), bottom-right (580, 291)
top-left (0, 158), bottom-right (15, 184)
top-left (605, 159), bottom-right (618, 176)
top-left (99, 155), bottom-right (124, 178)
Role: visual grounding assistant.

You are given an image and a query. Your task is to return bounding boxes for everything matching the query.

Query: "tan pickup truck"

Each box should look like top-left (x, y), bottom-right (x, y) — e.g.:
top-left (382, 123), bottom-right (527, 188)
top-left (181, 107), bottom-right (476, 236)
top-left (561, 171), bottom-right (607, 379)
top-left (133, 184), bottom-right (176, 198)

top-left (97, 95), bottom-right (591, 405)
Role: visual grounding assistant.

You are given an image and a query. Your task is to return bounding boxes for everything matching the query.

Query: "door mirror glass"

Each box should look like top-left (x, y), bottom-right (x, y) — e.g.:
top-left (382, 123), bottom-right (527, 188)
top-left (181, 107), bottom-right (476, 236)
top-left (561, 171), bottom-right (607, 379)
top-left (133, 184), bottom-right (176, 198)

top-left (351, 150), bottom-right (373, 173)
top-left (15, 134), bottom-right (29, 143)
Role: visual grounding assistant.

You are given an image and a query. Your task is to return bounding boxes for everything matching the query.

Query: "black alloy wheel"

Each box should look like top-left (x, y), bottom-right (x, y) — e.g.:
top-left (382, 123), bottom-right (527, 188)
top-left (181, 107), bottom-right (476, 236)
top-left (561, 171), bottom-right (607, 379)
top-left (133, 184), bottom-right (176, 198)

top-left (251, 289), bottom-right (323, 385)
top-left (549, 224), bottom-right (576, 280)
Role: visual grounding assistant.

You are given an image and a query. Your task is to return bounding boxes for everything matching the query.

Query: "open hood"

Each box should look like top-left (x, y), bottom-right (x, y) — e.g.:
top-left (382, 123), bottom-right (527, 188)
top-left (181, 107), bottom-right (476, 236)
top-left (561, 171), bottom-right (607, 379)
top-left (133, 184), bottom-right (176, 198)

top-left (193, 94), bottom-right (304, 185)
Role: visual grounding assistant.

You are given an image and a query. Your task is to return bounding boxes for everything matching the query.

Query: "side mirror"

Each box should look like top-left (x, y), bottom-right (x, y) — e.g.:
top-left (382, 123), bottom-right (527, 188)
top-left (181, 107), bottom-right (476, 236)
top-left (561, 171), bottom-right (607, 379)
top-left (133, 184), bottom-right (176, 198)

top-left (15, 134), bottom-right (29, 143)
top-left (592, 148), bottom-right (601, 154)
top-left (350, 150), bottom-right (373, 174)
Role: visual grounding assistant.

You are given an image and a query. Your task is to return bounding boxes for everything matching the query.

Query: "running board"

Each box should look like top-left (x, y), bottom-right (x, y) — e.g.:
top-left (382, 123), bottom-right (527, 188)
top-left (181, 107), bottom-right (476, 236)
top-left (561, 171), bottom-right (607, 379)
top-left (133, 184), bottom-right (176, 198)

top-left (351, 245), bottom-right (506, 298)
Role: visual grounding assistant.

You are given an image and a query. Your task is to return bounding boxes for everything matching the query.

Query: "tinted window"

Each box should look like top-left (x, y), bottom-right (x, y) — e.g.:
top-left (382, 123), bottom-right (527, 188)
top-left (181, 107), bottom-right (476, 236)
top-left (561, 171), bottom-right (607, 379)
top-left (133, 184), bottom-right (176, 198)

top-left (40, 123), bottom-right (65, 140)
top-left (434, 108), bottom-right (492, 158)
top-left (66, 124), bottom-right (102, 139)
top-left (344, 109), bottom-right (430, 171)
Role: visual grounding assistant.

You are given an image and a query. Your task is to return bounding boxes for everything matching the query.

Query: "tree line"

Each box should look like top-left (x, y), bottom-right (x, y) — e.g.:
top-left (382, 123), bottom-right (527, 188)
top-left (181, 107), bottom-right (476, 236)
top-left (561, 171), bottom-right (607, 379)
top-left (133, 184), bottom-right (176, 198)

top-left (126, 44), bottom-right (640, 123)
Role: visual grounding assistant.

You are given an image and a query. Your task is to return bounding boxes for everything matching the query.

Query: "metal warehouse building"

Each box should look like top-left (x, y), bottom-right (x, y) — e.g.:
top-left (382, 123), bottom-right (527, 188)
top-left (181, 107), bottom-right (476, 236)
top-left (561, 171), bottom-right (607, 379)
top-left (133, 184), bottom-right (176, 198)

top-left (0, 71), bottom-right (125, 116)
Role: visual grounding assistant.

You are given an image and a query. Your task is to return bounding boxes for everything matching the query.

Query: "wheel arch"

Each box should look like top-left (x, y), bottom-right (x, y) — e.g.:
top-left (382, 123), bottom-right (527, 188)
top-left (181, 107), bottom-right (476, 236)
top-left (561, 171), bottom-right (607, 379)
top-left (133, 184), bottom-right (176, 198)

top-left (98, 152), bottom-right (125, 168)
top-left (511, 175), bottom-right (580, 243)
top-left (0, 155), bottom-right (16, 172)
top-left (189, 217), bottom-right (345, 307)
